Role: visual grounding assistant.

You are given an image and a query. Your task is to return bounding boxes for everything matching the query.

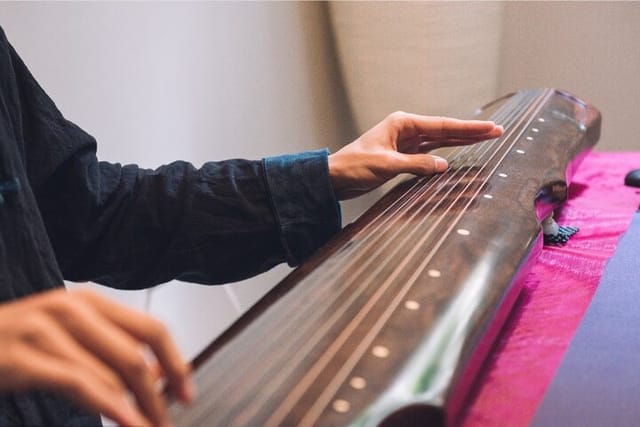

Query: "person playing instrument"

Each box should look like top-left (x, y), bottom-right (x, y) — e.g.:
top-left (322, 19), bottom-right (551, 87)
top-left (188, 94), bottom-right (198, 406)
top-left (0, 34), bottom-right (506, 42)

top-left (0, 27), bottom-right (502, 427)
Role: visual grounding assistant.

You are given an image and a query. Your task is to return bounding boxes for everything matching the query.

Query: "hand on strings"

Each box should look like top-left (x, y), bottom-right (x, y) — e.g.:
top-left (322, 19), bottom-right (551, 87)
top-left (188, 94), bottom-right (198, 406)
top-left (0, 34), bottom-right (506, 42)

top-left (0, 288), bottom-right (193, 427)
top-left (328, 112), bottom-right (503, 200)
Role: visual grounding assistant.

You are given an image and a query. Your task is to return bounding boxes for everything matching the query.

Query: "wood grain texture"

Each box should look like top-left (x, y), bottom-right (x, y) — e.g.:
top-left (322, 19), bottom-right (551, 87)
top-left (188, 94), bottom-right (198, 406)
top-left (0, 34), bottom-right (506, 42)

top-left (170, 89), bottom-right (600, 427)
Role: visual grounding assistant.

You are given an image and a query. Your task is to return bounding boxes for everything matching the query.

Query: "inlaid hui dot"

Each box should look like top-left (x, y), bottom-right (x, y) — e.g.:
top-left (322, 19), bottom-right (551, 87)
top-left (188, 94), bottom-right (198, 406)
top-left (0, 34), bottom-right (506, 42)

top-left (350, 377), bottom-right (367, 390)
top-left (516, 149), bottom-right (525, 154)
top-left (499, 173), bottom-right (508, 178)
top-left (333, 399), bottom-right (351, 413)
top-left (532, 127), bottom-right (539, 132)
top-left (372, 345), bottom-right (390, 358)
top-left (483, 194), bottom-right (493, 199)
top-left (404, 300), bottom-right (420, 310)
top-left (427, 269), bottom-right (441, 278)
top-left (457, 228), bottom-right (470, 236)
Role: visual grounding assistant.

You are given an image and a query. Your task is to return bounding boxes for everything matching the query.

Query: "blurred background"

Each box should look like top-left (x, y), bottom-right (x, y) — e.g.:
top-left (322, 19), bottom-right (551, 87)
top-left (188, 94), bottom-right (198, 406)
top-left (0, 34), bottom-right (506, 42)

top-left (1, 1), bottom-right (638, 362)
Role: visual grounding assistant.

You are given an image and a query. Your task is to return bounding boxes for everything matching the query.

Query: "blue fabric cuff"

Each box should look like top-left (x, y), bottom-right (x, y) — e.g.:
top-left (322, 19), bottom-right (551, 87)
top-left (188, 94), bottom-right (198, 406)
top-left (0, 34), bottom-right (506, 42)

top-left (263, 149), bottom-right (341, 266)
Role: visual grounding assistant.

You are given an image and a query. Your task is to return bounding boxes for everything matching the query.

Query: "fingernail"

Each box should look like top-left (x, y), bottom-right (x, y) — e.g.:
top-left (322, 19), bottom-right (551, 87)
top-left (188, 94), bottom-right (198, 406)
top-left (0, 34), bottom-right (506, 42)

top-left (434, 157), bottom-right (448, 171)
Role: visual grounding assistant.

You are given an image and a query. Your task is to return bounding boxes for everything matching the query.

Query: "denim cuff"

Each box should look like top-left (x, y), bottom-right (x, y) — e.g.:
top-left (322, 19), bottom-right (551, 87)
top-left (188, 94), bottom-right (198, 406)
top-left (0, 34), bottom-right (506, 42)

top-left (263, 149), bottom-right (341, 266)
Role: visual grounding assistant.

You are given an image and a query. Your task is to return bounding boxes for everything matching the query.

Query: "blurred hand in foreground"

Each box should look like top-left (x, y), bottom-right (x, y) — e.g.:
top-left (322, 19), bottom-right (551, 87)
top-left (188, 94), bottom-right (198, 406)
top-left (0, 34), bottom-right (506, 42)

top-left (0, 288), bottom-right (193, 427)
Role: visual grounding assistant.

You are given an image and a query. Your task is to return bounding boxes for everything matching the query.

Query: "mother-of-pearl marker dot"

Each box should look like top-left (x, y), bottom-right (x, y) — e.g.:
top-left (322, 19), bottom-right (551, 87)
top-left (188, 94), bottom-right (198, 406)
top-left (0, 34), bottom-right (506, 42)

top-left (526, 136), bottom-right (533, 141)
top-left (483, 194), bottom-right (493, 199)
top-left (404, 300), bottom-right (420, 310)
top-left (427, 269), bottom-right (441, 278)
top-left (538, 117), bottom-right (545, 122)
top-left (350, 377), bottom-right (367, 390)
top-left (457, 228), bottom-right (470, 236)
top-left (499, 173), bottom-right (508, 178)
top-left (333, 399), bottom-right (351, 413)
top-left (516, 149), bottom-right (525, 154)
top-left (372, 345), bottom-right (390, 358)
top-left (532, 128), bottom-right (539, 132)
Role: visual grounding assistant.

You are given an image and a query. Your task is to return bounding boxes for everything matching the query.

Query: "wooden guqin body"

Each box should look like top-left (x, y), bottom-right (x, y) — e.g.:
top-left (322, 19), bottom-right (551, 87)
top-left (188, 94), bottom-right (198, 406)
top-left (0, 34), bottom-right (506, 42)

top-left (170, 89), bottom-right (601, 426)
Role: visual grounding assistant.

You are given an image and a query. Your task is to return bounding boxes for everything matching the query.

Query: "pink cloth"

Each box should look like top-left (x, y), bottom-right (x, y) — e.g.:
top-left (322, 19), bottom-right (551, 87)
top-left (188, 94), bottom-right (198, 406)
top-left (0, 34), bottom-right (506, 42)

top-left (460, 151), bottom-right (640, 426)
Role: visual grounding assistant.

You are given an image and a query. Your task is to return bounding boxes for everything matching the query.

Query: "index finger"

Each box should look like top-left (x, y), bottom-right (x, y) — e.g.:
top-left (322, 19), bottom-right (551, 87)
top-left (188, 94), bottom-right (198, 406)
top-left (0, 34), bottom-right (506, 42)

top-left (74, 290), bottom-right (194, 404)
top-left (394, 113), bottom-right (500, 140)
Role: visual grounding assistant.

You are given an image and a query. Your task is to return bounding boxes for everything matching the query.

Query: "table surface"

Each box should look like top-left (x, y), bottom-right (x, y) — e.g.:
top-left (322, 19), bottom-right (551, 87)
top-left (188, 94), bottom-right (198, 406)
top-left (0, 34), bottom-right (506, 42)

top-left (459, 151), bottom-right (640, 426)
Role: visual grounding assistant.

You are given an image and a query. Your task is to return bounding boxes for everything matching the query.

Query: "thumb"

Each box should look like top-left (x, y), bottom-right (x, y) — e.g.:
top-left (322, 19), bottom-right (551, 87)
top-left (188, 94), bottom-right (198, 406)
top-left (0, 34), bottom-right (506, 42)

top-left (388, 152), bottom-right (449, 176)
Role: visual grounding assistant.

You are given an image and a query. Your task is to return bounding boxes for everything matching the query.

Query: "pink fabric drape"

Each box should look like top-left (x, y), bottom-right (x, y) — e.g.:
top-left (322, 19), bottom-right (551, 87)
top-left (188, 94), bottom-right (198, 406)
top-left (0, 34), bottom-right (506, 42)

top-left (460, 151), bottom-right (640, 426)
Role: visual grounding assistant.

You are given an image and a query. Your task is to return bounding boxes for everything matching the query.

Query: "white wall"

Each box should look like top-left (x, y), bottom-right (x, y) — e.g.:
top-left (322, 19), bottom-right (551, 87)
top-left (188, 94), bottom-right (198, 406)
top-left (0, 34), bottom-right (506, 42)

top-left (328, 2), bottom-right (504, 133)
top-left (499, 2), bottom-right (640, 151)
top-left (326, 1), bottom-right (640, 151)
top-left (0, 2), bottom-right (357, 360)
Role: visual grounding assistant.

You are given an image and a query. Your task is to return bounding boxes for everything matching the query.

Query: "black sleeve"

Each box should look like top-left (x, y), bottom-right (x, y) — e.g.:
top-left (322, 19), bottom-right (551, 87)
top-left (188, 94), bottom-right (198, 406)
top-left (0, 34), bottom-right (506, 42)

top-left (5, 30), bottom-right (341, 290)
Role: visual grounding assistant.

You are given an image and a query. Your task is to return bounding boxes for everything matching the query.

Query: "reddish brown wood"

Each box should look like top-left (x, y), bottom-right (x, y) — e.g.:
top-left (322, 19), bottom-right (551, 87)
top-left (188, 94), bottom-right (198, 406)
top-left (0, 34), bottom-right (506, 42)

top-left (170, 89), bottom-right (600, 427)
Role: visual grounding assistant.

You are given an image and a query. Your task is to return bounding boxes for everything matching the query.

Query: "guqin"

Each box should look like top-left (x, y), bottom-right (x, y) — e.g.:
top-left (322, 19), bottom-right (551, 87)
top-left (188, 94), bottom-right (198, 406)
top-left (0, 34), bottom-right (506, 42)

top-left (170, 89), bottom-right (601, 426)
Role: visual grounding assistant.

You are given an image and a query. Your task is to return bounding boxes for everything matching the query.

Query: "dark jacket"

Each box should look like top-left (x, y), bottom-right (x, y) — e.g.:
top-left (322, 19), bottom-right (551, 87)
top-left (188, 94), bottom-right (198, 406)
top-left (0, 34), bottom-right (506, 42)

top-left (0, 26), bottom-right (340, 425)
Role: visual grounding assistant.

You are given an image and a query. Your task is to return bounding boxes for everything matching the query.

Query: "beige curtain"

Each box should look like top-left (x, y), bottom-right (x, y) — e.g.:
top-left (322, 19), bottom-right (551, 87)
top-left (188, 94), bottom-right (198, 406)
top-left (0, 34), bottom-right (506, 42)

top-left (328, 2), bottom-right (505, 133)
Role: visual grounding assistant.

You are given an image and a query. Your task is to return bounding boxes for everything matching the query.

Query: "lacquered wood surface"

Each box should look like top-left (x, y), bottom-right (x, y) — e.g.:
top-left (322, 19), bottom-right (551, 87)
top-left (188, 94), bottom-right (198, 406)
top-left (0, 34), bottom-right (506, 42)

top-left (170, 89), bottom-right (600, 427)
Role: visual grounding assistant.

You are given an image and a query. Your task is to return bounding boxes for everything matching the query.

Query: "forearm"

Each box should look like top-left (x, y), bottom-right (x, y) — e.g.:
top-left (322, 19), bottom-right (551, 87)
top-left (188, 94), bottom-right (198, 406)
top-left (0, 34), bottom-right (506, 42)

top-left (37, 149), bottom-right (340, 289)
